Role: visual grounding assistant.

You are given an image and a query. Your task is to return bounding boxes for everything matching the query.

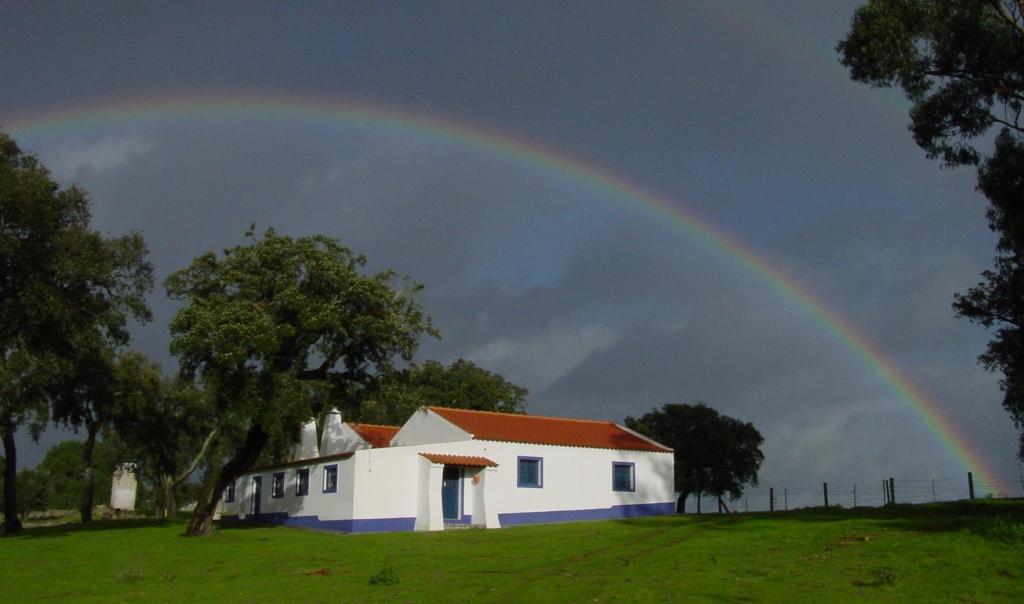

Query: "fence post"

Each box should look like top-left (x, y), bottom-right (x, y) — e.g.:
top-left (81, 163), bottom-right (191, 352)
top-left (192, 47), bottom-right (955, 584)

top-left (823, 482), bottom-right (829, 507)
top-left (853, 483), bottom-right (857, 507)
top-left (882, 479), bottom-right (888, 505)
top-left (744, 498), bottom-right (748, 513)
top-left (968, 471), bottom-right (975, 500)
top-left (784, 488), bottom-right (788, 511)
top-left (889, 477), bottom-right (895, 505)
top-left (770, 487), bottom-right (774, 512)
top-left (931, 479), bottom-right (936, 502)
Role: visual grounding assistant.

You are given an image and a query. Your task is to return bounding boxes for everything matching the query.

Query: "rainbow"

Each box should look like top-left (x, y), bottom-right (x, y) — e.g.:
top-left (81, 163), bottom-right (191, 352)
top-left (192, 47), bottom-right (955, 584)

top-left (1, 92), bottom-right (1008, 487)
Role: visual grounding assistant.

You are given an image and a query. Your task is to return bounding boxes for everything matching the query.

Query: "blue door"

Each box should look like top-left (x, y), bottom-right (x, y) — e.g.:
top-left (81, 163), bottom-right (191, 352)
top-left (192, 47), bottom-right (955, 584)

top-left (441, 466), bottom-right (461, 520)
top-left (251, 476), bottom-right (262, 516)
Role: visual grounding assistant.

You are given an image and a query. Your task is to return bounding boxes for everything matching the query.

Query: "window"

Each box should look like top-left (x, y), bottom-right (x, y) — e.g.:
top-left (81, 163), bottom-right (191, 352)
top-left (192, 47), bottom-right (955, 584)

top-left (517, 457), bottom-right (543, 488)
top-left (323, 464), bottom-right (338, 493)
top-left (612, 462), bottom-right (635, 492)
top-left (224, 481), bottom-right (235, 503)
top-left (296, 468), bottom-right (309, 496)
top-left (272, 472), bottom-right (285, 498)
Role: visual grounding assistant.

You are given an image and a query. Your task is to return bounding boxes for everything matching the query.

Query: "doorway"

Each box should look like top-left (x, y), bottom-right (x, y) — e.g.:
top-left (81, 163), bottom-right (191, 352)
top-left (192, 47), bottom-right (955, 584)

top-left (251, 476), bottom-right (262, 516)
top-left (441, 466), bottom-right (462, 520)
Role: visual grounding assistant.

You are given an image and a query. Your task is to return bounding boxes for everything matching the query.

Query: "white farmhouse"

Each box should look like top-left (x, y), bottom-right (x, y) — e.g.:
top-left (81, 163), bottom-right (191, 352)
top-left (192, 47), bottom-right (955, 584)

top-left (220, 406), bottom-right (675, 532)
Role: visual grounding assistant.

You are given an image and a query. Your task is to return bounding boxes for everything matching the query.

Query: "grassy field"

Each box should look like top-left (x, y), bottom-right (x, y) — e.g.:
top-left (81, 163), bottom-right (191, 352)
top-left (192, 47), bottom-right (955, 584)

top-left (2, 501), bottom-right (1023, 602)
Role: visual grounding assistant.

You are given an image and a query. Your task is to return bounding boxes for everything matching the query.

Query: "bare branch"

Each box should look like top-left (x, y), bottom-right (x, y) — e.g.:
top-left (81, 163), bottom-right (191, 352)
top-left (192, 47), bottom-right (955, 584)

top-left (174, 427), bottom-right (219, 485)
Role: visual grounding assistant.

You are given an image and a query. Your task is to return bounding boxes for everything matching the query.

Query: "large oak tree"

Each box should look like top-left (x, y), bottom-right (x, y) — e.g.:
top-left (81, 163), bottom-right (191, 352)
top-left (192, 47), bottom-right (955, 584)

top-left (166, 228), bottom-right (436, 536)
top-left (0, 132), bottom-right (152, 532)
top-left (625, 403), bottom-right (764, 513)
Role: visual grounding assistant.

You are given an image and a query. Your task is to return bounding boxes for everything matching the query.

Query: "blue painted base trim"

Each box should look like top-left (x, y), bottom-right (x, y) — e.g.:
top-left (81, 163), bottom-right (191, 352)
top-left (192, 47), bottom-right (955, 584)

top-left (220, 512), bottom-right (415, 533)
top-left (222, 502), bottom-right (673, 532)
top-left (498, 502), bottom-right (675, 527)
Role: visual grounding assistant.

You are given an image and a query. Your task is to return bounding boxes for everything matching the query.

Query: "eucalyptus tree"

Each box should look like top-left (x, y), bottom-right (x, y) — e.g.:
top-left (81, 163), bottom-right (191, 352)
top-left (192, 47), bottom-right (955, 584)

top-left (0, 131), bottom-right (152, 531)
top-left (166, 228), bottom-right (436, 536)
top-left (839, 0), bottom-right (1024, 457)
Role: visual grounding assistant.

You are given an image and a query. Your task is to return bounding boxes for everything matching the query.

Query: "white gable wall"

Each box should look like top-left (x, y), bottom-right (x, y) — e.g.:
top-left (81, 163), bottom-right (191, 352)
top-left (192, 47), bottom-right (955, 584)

top-left (390, 407), bottom-right (471, 446)
top-left (335, 423), bottom-right (372, 452)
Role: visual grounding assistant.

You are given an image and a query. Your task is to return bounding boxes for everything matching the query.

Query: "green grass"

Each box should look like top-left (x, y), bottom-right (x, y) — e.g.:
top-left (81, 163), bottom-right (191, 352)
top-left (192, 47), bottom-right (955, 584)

top-left (2, 501), bottom-right (1023, 602)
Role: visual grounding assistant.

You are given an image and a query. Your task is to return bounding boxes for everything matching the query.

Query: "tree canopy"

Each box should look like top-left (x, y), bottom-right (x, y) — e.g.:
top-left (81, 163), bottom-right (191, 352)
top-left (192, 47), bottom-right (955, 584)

top-left (32, 438), bottom-right (126, 510)
top-left (0, 131), bottom-right (152, 532)
top-left (358, 359), bottom-right (528, 424)
top-left (166, 227), bottom-right (437, 535)
top-left (839, 1), bottom-right (1024, 458)
top-left (625, 403), bottom-right (764, 513)
top-left (104, 352), bottom-right (217, 518)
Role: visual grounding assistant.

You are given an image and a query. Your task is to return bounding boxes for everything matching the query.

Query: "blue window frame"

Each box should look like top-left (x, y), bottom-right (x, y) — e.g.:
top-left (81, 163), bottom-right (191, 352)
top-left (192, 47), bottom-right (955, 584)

top-left (271, 472), bottom-right (285, 498)
top-left (323, 464), bottom-right (338, 493)
top-left (612, 462), bottom-right (635, 492)
top-left (517, 456), bottom-right (543, 488)
top-left (224, 481), bottom-right (235, 503)
top-left (296, 468), bottom-right (309, 496)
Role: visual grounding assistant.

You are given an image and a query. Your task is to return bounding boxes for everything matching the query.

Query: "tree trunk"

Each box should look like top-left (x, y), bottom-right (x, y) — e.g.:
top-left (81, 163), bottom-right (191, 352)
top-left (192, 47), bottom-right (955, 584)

top-left (186, 424), bottom-right (267, 537)
top-left (717, 496), bottom-right (731, 514)
top-left (696, 490), bottom-right (702, 514)
top-left (161, 474), bottom-right (176, 521)
top-left (2, 417), bottom-right (22, 533)
top-left (80, 420), bottom-right (98, 523)
top-left (675, 490), bottom-right (690, 514)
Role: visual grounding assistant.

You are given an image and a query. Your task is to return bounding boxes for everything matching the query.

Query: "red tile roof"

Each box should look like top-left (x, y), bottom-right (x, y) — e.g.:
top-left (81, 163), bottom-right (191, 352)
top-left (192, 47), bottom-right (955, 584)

top-left (427, 407), bottom-right (671, 452)
top-left (419, 453), bottom-right (498, 467)
top-left (348, 423), bottom-right (400, 448)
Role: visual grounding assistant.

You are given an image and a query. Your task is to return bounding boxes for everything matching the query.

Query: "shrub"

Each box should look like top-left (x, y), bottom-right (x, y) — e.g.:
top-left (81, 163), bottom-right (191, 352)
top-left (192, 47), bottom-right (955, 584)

top-left (368, 558), bottom-right (400, 586)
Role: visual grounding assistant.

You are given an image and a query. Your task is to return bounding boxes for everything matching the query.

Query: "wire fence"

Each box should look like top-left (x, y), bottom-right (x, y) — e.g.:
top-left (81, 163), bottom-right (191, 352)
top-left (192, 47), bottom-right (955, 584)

top-left (686, 472), bottom-right (1024, 513)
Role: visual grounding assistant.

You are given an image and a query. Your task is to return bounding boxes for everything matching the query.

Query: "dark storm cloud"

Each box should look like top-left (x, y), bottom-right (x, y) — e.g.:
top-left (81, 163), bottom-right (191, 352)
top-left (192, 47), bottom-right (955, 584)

top-left (3, 1), bottom-right (1020, 488)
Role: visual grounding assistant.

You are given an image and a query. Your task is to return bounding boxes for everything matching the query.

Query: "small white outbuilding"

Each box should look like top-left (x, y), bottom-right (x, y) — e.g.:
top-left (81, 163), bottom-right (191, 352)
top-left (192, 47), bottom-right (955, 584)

top-left (220, 406), bottom-right (675, 532)
top-left (109, 463), bottom-right (138, 511)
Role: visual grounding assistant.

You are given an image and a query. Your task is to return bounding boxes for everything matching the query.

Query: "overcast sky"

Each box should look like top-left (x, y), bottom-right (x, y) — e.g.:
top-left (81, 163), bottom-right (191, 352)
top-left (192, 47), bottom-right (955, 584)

top-left (2, 1), bottom-right (1021, 505)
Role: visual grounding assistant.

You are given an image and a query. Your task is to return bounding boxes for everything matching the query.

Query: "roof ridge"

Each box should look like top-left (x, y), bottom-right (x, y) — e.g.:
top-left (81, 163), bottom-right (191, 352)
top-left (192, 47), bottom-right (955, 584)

top-left (347, 422), bottom-right (400, 429)
top-left (427, 405), bottom-right (619, 426)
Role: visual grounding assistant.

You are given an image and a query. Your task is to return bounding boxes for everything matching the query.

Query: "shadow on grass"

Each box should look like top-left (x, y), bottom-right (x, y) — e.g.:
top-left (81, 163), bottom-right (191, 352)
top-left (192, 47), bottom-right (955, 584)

top-left (2, 517), bottom-right (177, 540)
top-left (613, 499), bottom-right (1024, 540)
top-left (2, 512), bottom-right (277, 539)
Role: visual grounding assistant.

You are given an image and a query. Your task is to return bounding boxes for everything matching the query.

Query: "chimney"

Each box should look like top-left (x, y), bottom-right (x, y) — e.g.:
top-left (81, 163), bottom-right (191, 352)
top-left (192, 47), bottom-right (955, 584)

top-left (320, 408), bottom-right (345, 455)
top-left (292, 418), bottom-right (320, 461)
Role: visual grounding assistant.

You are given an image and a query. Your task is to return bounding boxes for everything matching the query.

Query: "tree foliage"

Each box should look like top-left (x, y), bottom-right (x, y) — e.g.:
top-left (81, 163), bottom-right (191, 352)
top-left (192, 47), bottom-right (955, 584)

top-left (839, 1), bottom-right (1024, 458)
top-left (166, 227), bottom-right (437, 535)
top-left (625, 403), bottom-right (764, 513)
top-left (0, 131), bottom-right (152, 532)
top-left (358, 359), bottom-right (528, 424)
top-left (106, 352), bottom-right (218, 518)
top-left (32, 438), bottom-right (125, 510)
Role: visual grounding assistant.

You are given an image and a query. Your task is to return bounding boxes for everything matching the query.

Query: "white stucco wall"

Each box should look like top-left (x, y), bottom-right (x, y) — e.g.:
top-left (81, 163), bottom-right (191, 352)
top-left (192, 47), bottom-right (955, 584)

top-left (222, 455), bottom-right (356, 522)
top-left (405, 439), bottom-right (675, 517)
top-left (349, 447), bottom-right (420, 520)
